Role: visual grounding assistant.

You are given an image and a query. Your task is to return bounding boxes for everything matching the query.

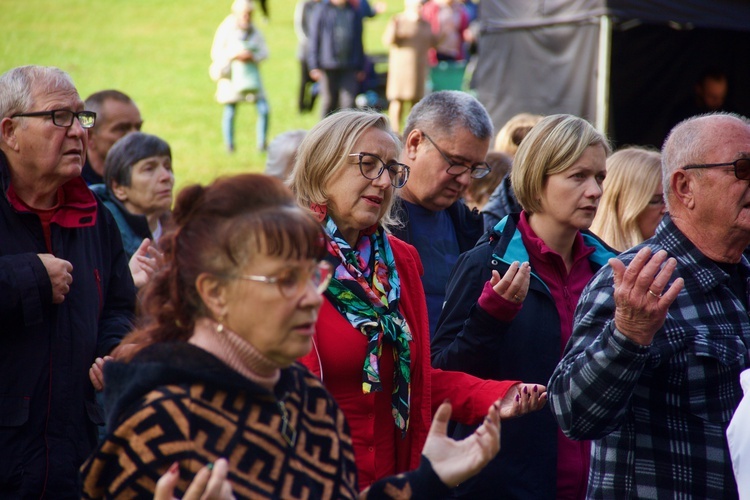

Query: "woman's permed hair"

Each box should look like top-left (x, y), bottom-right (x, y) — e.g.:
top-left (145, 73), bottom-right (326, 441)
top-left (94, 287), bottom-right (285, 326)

top-left (287, 108), bottom-right (402, 229)
top-left (511, 114), bottom-right (611, 214)
top-left (589, 146), bottom-right (662, 251)
top-left (117, 174), bottom-right (327, 359)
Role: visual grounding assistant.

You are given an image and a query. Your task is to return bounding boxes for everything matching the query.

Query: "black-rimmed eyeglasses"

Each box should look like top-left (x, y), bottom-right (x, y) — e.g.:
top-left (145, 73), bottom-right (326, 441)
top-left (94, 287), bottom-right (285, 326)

top-left (226, 261), bottom-right (333, 299)
top-left (422, 132), bottom-right (491, 179)
top-left (682, 158), bottom-right (750, 181)
top-left (10, 109), bottom-right (97, 129)
top-left (348, 153), bottom-right (410, 188)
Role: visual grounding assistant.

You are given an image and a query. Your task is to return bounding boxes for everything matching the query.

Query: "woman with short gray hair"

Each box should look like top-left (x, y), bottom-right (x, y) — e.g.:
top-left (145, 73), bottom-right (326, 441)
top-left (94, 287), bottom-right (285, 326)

top-left (91, 132), bottom-right (173, 257)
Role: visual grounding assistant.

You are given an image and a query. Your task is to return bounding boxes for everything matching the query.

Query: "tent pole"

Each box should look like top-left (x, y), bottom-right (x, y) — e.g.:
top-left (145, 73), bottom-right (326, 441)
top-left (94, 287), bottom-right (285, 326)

top-left (596, 14), bottom-right (612, 136)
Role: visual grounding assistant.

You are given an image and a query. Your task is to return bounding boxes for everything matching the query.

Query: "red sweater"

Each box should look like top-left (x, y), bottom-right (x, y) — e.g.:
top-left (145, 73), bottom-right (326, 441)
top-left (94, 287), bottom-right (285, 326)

top-left (299, 235), bottom-right (517, 489)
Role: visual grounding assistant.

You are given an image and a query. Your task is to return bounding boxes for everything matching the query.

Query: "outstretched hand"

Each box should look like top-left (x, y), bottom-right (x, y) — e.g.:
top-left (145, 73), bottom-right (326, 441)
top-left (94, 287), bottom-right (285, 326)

top-left (610, 247), bottom-right (683, 346)
top-left (495, 383), bottom-right (547, 419)
top-left (129, 238), bottom-right (164, 289)
top-left (422, 400), bottom-right (501, 488)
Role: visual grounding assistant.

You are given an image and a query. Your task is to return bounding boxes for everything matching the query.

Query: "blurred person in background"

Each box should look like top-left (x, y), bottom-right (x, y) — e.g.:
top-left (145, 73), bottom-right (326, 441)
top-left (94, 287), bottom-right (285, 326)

top-left (382, 0), bottom-right (436, 133)
top-left (210, 0), bottom-right (270, 153)
top-left (264, 129), bottom-right (307, 180)
top-left (82, 89), bottom-right (142, 185)
top-left (463, 151), bottom-right (511, 212)
top-left (483, 112), bottom-right (543, 231)
top-left (590, 146), bottom-right (665, 252)
top-left (294, 0), bottom-right (321, 113)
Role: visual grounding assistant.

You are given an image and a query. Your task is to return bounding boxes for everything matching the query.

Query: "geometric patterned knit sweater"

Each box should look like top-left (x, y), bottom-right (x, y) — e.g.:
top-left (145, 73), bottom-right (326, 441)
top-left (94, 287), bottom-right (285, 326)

top-left (80, 342), bottom-right (450, 499)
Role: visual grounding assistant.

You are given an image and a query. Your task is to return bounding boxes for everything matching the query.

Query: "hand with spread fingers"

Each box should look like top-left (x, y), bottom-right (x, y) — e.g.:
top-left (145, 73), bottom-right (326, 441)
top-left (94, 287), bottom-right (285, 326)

top-left (609, 247), bottom-right (684, 346)
top-left (421, 400), bottom-right (501, 488)
top-left (490, 261), bottom-right (531, 304)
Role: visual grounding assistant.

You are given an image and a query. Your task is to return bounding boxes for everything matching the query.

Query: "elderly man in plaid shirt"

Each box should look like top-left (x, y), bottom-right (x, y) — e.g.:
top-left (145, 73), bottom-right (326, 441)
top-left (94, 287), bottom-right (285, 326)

top-left (549, 113), bottom-right (750, 499)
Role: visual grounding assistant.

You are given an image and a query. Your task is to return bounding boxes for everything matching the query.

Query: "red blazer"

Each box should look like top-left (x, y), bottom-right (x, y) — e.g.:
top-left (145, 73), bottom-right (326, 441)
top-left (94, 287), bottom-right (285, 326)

top-left (299, 235), bottom-right (518, 488)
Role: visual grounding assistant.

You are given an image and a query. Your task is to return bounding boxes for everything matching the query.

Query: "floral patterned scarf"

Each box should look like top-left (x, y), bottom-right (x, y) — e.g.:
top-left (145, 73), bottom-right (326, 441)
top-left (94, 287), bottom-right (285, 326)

top-left (321, 215), bottom-right (412, 435)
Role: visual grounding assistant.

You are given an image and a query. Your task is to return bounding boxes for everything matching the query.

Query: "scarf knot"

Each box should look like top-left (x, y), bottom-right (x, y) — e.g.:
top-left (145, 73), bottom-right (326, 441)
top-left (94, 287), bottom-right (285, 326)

top-left (322, 215), bottom-right (412, 435)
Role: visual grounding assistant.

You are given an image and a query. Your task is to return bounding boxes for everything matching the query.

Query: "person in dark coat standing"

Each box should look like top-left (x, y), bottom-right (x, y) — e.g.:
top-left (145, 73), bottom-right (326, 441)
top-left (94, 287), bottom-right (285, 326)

top-left (390, 91), bottom-right (491, 337)
top-left (307, 0), bottom-right (367, 118)
top-left (0, 65), bottom-right (135, 498)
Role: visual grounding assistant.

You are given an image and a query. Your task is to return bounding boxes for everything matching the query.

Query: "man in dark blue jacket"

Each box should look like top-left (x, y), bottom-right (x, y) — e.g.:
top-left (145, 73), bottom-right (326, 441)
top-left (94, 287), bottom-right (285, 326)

top-left (391, 90), bottom-right (490, 337)
top-left (307, 0), bottom-right (370, 118)
top-left (0, 65), bottom-right (135, 498)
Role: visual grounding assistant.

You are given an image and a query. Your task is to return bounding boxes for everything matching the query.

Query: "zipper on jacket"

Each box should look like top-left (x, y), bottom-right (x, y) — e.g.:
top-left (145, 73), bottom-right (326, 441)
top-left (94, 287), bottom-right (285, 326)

top-left (94, 269), bottom-right (103, 318)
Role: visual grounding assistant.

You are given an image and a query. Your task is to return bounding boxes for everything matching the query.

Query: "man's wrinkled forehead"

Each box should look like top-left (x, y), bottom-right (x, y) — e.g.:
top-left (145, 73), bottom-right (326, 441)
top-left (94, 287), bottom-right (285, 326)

top-left (29, 82), bottom-right (82, 110)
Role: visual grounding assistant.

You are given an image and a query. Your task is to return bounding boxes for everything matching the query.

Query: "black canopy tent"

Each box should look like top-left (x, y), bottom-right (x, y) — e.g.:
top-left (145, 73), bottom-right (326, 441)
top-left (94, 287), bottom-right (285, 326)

top-left (472, 0), bottom-right (750, 148)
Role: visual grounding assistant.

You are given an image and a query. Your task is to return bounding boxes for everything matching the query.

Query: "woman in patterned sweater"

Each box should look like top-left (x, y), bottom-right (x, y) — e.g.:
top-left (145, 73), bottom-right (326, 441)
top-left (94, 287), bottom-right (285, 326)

top-left (81, 174), bottom-right (502, 499)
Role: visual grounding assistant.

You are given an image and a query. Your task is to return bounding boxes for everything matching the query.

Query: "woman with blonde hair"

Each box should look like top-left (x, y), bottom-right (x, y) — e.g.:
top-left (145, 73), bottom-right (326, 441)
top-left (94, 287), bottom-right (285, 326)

top-left (590, 146), bottom-right (666, 251)
top-left (289, 108), bottom-right (547, 490)
top-left (493, 112), bottom-right (543, 156)
top-left (432, 114), bottom-right (617, 499)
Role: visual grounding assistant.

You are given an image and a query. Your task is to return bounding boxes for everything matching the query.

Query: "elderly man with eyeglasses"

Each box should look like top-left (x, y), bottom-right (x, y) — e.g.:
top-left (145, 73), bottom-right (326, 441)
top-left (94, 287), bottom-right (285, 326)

top-left (391, 90), bottom-right (493, 337)
top-left (548, 112), bottom-right (750, 499)
top-left (0, 65), bottom-right (135, 498)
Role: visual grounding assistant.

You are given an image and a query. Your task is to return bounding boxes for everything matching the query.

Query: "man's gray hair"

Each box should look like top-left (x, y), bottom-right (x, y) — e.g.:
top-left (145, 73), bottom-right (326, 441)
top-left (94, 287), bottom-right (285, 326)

top-left (403, 90), bottom-right (494, 140)
top-left (0, 66), bottom-right (76, 119)
top-left (662, 112), bottom-right (750, 209)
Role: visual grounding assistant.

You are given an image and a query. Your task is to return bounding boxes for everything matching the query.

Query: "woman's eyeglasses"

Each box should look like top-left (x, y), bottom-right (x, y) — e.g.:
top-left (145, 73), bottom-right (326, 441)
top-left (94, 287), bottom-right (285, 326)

top-left (230, 261), bottom-right (333, 298)
top-left (349, 153), bottom-right (410, 188)
top-left (682, 158), bottom-right (750, 181)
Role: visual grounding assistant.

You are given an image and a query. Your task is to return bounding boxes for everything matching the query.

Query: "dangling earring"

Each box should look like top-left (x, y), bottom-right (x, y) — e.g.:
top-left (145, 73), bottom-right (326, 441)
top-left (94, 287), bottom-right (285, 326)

top-left (216, 311), bottom-right (227, 334)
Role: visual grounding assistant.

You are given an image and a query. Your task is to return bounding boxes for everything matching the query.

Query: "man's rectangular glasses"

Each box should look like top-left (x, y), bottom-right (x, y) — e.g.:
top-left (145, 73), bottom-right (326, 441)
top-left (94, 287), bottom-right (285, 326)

top-left (422, 132), bottom-right (491, 179)
top-left (11, 109), bottom-right (97, 129)
top-left (348, 153), bottom-right (410, 188)
top-left (682, 158), bottom-right (750, 181)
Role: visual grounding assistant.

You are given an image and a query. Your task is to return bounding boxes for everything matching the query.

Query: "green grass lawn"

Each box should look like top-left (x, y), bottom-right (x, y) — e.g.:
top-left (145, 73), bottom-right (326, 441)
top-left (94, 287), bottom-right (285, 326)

top-left (1, 0), bottom-right (399, 190)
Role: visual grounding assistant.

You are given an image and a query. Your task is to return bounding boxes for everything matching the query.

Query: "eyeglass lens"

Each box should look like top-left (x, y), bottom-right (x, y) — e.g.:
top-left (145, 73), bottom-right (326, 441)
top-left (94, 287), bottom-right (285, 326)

top-left (735, 159), bottom-right (750, 180)
top-left (53, 110), bottom-right (96, 128)
top-left (357, 154), bottom-right (408, 188)
top-left (277, 262), bottom-right (332, 297)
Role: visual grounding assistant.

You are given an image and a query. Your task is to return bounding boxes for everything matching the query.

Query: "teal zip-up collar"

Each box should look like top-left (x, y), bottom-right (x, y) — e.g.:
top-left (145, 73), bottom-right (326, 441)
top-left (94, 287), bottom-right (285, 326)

top-left (491, 215), bottom-right (616, 293)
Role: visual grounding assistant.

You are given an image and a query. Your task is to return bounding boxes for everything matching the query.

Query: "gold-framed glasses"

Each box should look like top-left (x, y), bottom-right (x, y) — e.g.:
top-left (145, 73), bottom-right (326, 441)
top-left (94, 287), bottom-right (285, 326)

top-left (230, 261), bottom-right (333, 298)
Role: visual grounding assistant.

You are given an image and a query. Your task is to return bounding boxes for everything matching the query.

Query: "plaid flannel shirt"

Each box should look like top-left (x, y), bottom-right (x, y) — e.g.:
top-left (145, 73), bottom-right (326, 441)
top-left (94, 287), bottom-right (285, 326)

top-left (549, 214), bottom-right (750, 499)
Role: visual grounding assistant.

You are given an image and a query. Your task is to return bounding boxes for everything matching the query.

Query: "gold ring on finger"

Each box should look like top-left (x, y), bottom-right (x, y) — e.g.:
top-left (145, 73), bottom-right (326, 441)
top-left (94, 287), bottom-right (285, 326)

top-left (647, 289), bottom-right (662, 299)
